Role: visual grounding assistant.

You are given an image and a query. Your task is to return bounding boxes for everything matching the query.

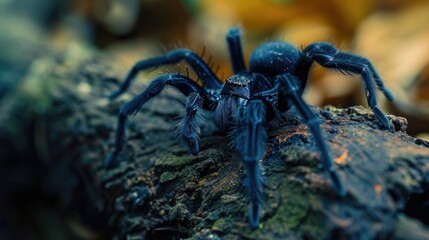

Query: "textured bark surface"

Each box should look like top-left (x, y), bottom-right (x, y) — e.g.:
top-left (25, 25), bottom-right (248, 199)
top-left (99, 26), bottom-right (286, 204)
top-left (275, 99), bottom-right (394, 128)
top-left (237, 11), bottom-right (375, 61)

top-left (1, 38), bottom-right (429, 239)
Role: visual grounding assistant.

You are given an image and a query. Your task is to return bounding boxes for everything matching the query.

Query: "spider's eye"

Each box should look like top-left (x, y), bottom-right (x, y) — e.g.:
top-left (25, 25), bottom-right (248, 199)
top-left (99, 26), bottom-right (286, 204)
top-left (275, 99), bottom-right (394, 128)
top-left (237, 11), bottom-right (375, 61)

top-left (226, 74), bottom-right (251, 87)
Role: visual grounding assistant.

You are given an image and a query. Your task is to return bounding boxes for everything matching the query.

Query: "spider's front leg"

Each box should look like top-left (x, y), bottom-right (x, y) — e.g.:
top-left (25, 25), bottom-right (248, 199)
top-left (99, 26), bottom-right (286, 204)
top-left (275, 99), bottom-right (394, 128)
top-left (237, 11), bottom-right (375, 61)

top-left (300, 43), bottom-right (393, 129)
top-left (109, 49), bottom-right (222, 100)
top-left (232, 100), bottom-right (267, 228)
top-left (277, 73), bottom-right (346, 197)
top-left (104, 74), bottom-right (210, 168)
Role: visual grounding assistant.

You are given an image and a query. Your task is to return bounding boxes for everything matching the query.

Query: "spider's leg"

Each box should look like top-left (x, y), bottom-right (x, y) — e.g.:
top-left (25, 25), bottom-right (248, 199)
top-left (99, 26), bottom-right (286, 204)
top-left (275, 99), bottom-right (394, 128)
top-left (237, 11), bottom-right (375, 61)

top-left (253, 85), bottom-right (279, 98)
top-left (277, 73), bottom-right (346, 197)
top-left (226, 27), bottom-right (246, 73)
top-left (300, 43), bottom-right (393, 128)
top-left (232, 100), bottom-right (267, 228)
top-left (177, 92), bottom-right (205, 155)
top-left (104, 74), bottom-right (210, 168)
top-left (109, 49), bottom-right (223, 100)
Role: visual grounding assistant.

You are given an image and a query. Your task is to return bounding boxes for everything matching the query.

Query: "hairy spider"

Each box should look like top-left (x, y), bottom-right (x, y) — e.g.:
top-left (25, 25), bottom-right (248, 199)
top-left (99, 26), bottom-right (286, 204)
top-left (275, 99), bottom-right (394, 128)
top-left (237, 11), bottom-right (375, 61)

top-left (105, 28), bottom-right (393, 228)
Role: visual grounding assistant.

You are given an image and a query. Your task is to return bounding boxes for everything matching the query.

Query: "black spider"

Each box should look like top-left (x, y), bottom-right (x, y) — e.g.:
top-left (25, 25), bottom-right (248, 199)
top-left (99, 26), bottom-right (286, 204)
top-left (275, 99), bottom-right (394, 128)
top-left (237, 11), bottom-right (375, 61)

top-left (105, 28), bottom-right (393, 228)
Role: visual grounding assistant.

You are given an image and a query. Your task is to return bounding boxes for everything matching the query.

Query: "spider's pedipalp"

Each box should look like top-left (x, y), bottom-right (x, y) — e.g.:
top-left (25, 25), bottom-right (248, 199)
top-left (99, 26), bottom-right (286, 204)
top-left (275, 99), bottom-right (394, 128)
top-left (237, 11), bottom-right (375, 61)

top-left (178, 92), bottom-right (205, 155)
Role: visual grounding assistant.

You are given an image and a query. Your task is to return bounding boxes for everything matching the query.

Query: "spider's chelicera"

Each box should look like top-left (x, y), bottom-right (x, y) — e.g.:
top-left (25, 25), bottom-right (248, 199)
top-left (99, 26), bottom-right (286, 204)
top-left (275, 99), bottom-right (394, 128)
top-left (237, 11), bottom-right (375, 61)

top-left (105, 28), bottom-right (393, 228)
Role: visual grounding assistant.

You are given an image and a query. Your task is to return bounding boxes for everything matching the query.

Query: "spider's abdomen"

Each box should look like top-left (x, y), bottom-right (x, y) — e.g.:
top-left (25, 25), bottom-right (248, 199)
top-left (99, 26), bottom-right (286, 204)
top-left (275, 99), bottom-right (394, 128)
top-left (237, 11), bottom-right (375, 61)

top-left (249, 42), bottom-right (300, 78)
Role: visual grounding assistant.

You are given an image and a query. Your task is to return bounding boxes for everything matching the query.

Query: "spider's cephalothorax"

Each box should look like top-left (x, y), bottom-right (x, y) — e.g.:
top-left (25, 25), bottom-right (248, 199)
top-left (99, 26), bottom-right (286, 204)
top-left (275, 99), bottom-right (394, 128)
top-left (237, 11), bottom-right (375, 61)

top-left (214, 72), bottom-right (275, 131)
top-left (105, 28), bottom-right (393, 228)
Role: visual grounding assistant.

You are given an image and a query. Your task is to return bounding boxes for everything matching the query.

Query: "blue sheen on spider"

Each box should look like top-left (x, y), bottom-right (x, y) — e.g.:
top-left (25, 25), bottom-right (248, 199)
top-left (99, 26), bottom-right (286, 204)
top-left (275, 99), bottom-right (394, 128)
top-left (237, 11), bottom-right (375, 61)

top-left (104, 27), bottom-right (394, 228)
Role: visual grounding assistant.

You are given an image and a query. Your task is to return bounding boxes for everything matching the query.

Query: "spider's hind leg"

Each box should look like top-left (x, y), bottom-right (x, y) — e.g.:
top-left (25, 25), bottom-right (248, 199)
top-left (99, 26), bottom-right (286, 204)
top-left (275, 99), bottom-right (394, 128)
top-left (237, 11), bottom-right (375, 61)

top-left (232, 100), bottom-right (267, 228)
top-left (277, 73), bottom-right (346, 197)
top-left (300, 43), bottom-right (393, 129)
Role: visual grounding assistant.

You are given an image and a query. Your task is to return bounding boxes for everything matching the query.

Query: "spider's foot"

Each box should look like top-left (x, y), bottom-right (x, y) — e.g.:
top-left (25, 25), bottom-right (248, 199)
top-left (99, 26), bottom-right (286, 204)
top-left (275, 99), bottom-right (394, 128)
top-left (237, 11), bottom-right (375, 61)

top-left (104, 152), bottom-right (118, 169)
top-left (249, 202), bottom-right (261, 228)
top-left (329, 169), bottom-right (347, 197)
top-left (371, 106), bottom-right (394, 130)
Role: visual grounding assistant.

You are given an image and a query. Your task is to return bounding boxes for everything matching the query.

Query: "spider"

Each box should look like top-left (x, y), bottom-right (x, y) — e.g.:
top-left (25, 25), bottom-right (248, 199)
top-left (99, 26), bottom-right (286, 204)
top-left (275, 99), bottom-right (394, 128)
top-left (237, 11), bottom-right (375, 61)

top-left (104, 28), bottom-right (393, 228)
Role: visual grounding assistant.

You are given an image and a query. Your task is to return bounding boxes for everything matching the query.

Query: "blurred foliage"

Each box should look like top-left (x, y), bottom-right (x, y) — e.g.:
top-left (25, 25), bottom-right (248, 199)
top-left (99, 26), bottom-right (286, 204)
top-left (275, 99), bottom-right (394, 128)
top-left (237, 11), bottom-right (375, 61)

top-left (356, 4), bottom-right (429, 135)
